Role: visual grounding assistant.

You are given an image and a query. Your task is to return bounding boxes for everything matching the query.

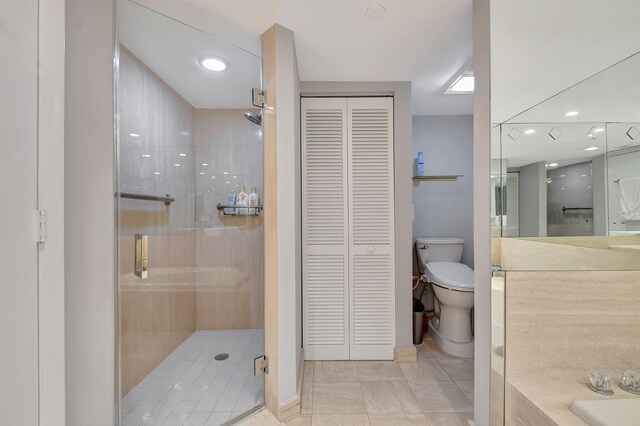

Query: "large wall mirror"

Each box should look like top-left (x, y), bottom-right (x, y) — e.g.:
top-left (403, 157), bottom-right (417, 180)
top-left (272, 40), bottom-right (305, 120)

top-left (492, 51), bottom-right (640, 238)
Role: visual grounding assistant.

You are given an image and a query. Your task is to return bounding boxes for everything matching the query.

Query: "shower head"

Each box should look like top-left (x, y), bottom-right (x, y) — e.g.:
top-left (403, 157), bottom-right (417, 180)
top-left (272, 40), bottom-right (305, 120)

top-left (244, 111), bottom-right (262, 125)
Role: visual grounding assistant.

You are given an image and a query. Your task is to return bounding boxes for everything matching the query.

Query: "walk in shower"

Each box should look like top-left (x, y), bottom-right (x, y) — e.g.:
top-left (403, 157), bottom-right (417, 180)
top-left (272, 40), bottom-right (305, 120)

top-left (115, 2), bottom-right (264, 424)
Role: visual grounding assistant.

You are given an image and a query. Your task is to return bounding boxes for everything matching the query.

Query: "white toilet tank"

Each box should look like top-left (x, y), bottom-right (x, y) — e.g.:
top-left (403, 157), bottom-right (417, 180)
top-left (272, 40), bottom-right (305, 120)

top-left (416, 238), bottom-right (464, 265)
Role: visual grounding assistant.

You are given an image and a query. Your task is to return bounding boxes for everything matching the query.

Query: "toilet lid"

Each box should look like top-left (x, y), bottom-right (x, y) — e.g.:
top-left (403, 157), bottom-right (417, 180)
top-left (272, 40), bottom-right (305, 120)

top-left (426, 262), bottom-right (474, 291)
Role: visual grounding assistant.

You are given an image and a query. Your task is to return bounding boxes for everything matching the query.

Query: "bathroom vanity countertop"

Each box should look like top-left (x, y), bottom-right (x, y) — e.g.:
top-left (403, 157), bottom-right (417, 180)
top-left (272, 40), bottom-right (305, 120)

top-left (507, 376), bottom-right (640, 426)
top-left (608, 244), bottom-right (640, 254)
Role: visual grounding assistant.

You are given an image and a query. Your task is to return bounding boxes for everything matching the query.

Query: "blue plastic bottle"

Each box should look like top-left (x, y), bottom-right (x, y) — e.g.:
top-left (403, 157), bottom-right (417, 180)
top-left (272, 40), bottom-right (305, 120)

top-left (417, 151), bottom-right (424, 176)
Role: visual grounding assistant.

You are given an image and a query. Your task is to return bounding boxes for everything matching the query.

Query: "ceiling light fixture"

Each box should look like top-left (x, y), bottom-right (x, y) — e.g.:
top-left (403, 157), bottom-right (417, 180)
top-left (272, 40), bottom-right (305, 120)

top-left (548, 162), bottom-right (558, 167)
top-left (129, 133), bottom-right (140, 137)
top-left (202, 163), bottom-right (208, 166)
top-left (174, 163), bottom-right (181, 167)
top-left (565, 111), bottom-right (579, 117)
top-left (141, 154), bottom-right (151, 158)
top-left (584, 146), bottom-right (599, 151)
top-left (524, 129), bottom-right (536, 134)
top-left (446, 70), bottom-right (474, 94)
top-left (197, 55), bottom-right (228, 72)
top-left (153, 172), bottom-right (162, 175)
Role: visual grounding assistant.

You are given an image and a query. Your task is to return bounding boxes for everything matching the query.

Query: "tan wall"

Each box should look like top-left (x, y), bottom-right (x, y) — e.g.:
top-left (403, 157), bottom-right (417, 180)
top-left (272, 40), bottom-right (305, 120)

top-left (505, 270), bottom-right (640, 380)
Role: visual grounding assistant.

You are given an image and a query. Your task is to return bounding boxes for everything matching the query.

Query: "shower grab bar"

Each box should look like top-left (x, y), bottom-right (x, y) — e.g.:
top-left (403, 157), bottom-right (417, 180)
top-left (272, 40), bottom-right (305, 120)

top-left (119, 192), bottom-right (175, 206)
top-left (562, 206), bottom-right (593, 212)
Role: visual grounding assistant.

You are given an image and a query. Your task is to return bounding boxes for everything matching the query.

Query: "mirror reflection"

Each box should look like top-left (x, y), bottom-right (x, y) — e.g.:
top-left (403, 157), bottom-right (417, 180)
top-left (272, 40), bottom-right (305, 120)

top-left (492, 51), bottom-right (640, 238)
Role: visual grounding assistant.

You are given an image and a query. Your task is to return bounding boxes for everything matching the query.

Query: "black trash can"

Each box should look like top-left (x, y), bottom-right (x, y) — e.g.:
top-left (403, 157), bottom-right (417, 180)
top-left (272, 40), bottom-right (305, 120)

top-left (413, 297), bottom-right (425, 344)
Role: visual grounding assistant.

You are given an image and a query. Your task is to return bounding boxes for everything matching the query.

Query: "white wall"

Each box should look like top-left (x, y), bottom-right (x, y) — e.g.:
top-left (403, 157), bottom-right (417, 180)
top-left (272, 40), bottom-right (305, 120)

top-left (412, 115), bottom-right (474, 268)
top-left (65, 0), bottom-right (115, 424)
top-left (473, 0), bottom-right (491, 424)
top-left (0, 1), bottom-right (40, 424)
top-left (38, 0), bottom-right (67, 423)
top-left (300, 81), bottom-right (414, 350)
top-left (592, 154), bottom-right (608, 236)
top-left (518, 161), bottom-right (547, 237)
top-left (491, 0), bottom-right (640, 123)
top-left (608, 148), bottom-right (640, 232)
top-left (273, 24), bottom-right (304, 403)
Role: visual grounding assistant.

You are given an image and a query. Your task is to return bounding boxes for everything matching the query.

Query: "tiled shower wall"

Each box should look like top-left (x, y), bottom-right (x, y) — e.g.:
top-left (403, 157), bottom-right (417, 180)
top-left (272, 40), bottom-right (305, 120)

top-left (194, 110), bottom-right (264, 331)
top-left (118, 46), bottom-right (263, 394)
top-left (546, 161), bottom-right (594, 236)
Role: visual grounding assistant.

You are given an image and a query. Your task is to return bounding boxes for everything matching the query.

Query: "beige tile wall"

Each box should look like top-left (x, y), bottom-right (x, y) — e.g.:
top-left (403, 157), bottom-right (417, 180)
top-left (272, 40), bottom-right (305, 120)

top-left (505, 270), bottom-right (640, 380)
top-left (500, 237), bottom-right (640, 270)
top-left (118, 46), bottom-right (263, 395)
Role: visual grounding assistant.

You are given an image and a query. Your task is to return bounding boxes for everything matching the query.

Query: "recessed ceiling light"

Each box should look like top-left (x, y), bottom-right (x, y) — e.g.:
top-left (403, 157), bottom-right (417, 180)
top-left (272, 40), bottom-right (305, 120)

top-left (584, 146), bottom-right (599, 151)
top-left (179, 153), bottom-right (187, 157)
top-left (581, 174), bottom-right (587, 177)
top-left (202, 163), bottom-right (208, 166)
top-left (141, 154), bottom-right (151, 158)
top-left (129, 133), bottom-right (140, 137)
top-left (524, 129), bottom-right (536, 134)
top-left (154, 172), bottom-right (162, 175)
top-left (223, 171), bottom-right (229, 175)
top-left (560, 174), bottom-right (566, 178)
top-left (199, 172), bottom-right (205, 175)
top-left (548, 162), bottom-right (558, 167)
top-left (593, 127), bottom-right (605, 133)
top-left (197, 55), bottom-right (228, 72)
top-left (565, 111), bottom-right (579, 117)
top-left (174, 163), bottom-right (181, 167)
top-left (365, 4), bottom-right (387, 20)
top-left (233, 175), bottom-right (238, 179)
top-left (446, 71), bottom-right (474, 94)
top-left (211, 176), bottom-right (216, 179)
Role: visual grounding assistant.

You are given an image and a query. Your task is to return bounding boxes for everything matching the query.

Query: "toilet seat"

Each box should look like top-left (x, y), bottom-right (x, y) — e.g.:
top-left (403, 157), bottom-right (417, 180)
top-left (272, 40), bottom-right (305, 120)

top-left (426, 262), bottom-right (474, 292)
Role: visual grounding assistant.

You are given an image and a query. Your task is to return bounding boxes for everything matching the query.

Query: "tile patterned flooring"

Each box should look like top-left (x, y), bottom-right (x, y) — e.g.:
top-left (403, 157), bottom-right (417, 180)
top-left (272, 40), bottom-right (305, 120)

top-left (121, 331), bottom-right (473, 426)
top-left (122, 329), bottom-right (264, 426)
top-left (290, 336), bottom-right (474, 426)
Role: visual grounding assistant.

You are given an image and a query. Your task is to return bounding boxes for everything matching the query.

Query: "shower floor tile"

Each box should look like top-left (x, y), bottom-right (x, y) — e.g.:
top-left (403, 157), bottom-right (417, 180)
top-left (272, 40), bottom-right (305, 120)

top-left (123, 329), bottom-right (264, 426)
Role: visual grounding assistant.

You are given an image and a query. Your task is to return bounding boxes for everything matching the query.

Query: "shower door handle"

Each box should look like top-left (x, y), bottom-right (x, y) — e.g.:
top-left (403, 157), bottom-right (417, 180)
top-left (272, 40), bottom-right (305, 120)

top-left (134, 233), bottom-right (148, 279)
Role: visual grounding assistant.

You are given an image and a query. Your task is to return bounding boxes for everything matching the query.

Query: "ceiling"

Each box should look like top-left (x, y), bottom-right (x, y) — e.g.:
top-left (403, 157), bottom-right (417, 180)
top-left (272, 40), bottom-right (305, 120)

top-left (126, 0), bottom-right (473, 115)
top-left (507, 51), bottom-right (640, 124)
top-left (491, 0), bottom-right (640, 123)
top-left (119, 0), bottom-right (261, 109)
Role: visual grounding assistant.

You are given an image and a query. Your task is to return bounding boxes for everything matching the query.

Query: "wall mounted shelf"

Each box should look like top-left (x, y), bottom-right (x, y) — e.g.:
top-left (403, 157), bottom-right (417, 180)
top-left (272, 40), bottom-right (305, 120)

top-left (216, 203), bottom-right (262, 216)
top-left (412, 175), bottom-right (463, 182)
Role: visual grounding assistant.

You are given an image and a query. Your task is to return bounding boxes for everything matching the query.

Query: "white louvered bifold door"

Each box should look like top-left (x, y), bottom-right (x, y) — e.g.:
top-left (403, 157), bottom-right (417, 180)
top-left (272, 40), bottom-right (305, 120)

top-left (347, 97), bottom-right (395, 360)
top-left (302, 97), bottom-right (350, 360)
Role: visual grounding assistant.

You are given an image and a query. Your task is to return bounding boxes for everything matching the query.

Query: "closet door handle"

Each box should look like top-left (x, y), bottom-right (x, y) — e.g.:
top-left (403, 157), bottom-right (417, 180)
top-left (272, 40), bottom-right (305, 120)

top-left (367, 246), bottom-right (375, 254)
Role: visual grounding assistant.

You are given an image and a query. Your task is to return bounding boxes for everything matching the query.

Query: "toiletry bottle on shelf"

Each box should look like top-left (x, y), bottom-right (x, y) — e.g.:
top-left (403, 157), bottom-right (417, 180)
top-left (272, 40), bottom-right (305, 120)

top-left (417, 151), bottom-right (424, 176)
top-left (248, 187), bottom-right (259, 215)
top-left (237, 186), bottom-right (249, 215)
top-left (225, 190), bottom-right (237, 215)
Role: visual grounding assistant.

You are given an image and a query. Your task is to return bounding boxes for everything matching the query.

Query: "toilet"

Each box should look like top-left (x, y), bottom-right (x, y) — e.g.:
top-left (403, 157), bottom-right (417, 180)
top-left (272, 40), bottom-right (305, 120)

top-left (416, 238), bottom-right (474, 358)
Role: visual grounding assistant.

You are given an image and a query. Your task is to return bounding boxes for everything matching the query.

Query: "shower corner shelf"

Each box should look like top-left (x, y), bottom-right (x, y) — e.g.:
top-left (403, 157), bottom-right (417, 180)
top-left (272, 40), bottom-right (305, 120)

top-left (413, 175), bottom-right (463, 182)
top-left (216, 203), bottom-right (263, 216)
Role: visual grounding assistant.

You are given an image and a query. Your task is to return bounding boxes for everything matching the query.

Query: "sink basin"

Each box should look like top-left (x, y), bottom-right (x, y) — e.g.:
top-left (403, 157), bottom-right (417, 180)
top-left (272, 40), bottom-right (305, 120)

top-left (571, 399), bottom-right (640, 425)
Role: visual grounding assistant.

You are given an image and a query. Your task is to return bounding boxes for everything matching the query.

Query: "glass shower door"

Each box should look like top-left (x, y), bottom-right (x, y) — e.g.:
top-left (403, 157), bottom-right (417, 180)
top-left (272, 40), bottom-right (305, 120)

top-left (115, 1), bottom-right (264, 424)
